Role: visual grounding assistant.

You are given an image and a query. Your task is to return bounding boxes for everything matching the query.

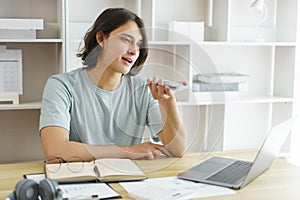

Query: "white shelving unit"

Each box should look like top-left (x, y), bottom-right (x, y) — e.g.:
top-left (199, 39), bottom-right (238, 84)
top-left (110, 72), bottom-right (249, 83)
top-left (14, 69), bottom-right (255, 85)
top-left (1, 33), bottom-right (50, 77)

top-left (201, 0), bottom-right (299, 153)
top-left (0, 0), bottom-right (65, 163)
top-left (0, 0), bottom-right (298, 163)
top-left (65, 0), bottom-right (299, 153)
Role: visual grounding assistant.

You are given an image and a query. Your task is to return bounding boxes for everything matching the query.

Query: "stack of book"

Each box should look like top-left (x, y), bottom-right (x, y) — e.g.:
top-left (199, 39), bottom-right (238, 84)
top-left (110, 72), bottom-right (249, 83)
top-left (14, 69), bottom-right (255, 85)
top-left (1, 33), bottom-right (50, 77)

top-left (192, 73), bottom-right (249, 92)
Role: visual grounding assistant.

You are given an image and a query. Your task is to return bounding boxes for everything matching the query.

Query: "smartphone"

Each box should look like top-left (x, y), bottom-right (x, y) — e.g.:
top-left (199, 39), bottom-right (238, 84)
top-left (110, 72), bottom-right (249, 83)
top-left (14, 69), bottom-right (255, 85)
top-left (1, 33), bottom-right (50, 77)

top-left (163, 80), bottom-right (189, 90)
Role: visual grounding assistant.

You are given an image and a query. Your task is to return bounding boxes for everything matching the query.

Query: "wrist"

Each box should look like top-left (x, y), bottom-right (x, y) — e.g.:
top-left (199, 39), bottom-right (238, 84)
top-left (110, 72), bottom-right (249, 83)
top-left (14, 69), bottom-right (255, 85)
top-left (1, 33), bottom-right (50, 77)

top-left (158, 97), bottom-right (177, 108)
top-left (118, 146), bottom-right (131, 158)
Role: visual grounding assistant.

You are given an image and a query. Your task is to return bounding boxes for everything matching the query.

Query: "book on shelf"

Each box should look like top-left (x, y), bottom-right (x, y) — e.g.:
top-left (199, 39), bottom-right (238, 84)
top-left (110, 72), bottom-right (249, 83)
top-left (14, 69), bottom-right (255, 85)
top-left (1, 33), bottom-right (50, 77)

top-left (193, 81), bottom-right (238, 92)
top-left (193, 73), bottom-right (249, 84)
top-left (45, 158), bottom-right (146, 183)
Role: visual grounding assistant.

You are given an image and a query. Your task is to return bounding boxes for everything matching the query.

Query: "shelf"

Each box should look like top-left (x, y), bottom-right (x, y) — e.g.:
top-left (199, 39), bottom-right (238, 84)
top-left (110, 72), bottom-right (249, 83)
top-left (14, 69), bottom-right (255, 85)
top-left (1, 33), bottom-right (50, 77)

top-left (0, 102), bottom-right (41, 110)
top-left (199, 41), bottom-right (297, 47)
top-left (178, 93), bottom-right (294, 106)
top-left (0, 39), bottom-right (63, 43)
top-left (60, 40), bottom-right (299, 47)
top-left (67, 40), bottom-right (296, 47)
top-left (149, 41), bottom-right (296, 47)
top-left (69, 40), bottom-right (193, 45)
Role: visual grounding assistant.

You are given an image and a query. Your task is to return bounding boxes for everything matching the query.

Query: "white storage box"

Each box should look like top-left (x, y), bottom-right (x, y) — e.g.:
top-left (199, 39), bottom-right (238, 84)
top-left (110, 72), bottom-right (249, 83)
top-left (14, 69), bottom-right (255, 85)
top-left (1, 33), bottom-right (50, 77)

top-left (169, 21), bottom-right (204, 43)
top-left (0, 18), bottom-right (44, 39)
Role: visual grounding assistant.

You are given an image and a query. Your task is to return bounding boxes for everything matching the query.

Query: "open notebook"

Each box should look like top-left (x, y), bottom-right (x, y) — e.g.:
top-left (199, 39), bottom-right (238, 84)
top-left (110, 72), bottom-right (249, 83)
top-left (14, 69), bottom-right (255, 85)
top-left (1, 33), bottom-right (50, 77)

top-left (45, 158), bottom-right (146, 183)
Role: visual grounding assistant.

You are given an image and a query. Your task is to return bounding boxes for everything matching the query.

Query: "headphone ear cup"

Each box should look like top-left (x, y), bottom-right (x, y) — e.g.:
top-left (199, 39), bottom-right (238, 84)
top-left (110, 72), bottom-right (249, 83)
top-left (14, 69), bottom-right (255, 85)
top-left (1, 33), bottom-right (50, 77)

top-left (14, 179), bottom-right (39, 200)
top-left (7, 192), bottom-right (17, 200)
top-left (39, 179), bottom-right (62, 200)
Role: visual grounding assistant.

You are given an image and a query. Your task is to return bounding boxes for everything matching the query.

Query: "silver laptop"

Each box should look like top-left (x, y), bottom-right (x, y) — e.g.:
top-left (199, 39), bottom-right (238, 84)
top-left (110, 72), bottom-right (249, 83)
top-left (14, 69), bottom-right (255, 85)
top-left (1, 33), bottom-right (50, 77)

top-left (178, 118), bottom-right (295, 189)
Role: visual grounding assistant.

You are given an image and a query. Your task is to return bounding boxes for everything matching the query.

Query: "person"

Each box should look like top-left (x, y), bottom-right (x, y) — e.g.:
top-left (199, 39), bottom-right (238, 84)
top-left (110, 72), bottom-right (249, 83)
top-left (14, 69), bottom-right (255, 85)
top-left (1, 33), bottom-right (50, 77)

top-left (39, 7), bottom-right (187, 162)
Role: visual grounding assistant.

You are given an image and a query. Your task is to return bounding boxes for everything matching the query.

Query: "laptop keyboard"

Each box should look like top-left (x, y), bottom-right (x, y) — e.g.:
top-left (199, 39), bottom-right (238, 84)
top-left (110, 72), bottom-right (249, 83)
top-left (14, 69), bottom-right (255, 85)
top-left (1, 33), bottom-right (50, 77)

top-left (206, 160), bottom-right (252, 184)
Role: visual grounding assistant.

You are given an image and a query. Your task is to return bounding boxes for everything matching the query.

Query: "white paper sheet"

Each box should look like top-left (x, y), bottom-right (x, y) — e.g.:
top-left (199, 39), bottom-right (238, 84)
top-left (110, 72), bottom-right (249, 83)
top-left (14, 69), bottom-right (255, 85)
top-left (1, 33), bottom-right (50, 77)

top-left (24, 173), bottom-right (46, 183)
top-left (120, 176), bottom-right (235, 200)
top-left (24, 173), bottom-right (120, 199)
top-left (59, 183), bottom-right (120, 199)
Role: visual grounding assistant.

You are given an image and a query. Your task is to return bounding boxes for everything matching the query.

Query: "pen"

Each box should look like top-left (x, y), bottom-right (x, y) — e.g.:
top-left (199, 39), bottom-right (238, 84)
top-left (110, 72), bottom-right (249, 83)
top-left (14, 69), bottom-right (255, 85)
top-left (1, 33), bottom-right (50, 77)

top-left (170, 191), bottom-right (191, 199)
top-left (63, 194), bottom-right (99, 200)
top-left (172, 192), bottom-right (181, 197)
top-left (93, 166), bottom-right (101, 178)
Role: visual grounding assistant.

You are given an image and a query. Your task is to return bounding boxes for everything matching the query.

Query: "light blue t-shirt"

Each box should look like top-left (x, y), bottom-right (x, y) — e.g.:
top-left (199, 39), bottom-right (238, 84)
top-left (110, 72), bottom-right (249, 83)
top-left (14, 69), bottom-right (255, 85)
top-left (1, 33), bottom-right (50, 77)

top-left (39, 67), bottom-right (163, 146)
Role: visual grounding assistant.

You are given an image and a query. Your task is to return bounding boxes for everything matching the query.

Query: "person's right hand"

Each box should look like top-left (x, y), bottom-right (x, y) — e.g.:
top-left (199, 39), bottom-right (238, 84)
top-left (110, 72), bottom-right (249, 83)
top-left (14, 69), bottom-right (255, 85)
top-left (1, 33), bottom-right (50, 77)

top-left (121, 141), bottom-right (173, 160)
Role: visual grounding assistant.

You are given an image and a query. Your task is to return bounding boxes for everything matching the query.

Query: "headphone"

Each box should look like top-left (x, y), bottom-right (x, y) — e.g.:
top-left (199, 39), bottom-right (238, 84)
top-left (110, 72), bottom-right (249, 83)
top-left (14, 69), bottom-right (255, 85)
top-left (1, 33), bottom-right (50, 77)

top-left (6, 179), bottom-right (63, 200)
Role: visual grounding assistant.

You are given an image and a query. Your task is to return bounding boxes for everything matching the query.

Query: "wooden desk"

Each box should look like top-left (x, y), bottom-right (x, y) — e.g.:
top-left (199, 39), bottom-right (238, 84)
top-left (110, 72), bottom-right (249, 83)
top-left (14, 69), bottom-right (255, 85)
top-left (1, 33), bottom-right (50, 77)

top-left (1, 150), bottom-right (300, 200)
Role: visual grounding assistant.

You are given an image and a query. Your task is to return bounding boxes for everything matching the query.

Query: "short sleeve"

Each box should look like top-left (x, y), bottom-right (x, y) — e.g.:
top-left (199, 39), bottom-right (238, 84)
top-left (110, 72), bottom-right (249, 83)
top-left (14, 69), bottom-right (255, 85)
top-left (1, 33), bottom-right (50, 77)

top-left (39, 75), bottom-right (72, 132)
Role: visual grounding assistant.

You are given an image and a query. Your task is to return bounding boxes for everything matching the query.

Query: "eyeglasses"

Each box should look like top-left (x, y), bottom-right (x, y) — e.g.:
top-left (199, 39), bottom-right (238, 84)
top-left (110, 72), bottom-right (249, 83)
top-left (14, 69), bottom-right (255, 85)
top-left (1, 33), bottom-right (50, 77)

top-left (44, 156), bottom-right (86, 174)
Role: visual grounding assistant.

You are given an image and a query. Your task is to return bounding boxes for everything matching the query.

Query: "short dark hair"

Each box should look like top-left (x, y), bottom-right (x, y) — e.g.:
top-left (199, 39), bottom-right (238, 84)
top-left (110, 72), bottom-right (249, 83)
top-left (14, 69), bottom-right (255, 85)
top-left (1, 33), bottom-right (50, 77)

top-left (77, 8), bottom-right (148, 75)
